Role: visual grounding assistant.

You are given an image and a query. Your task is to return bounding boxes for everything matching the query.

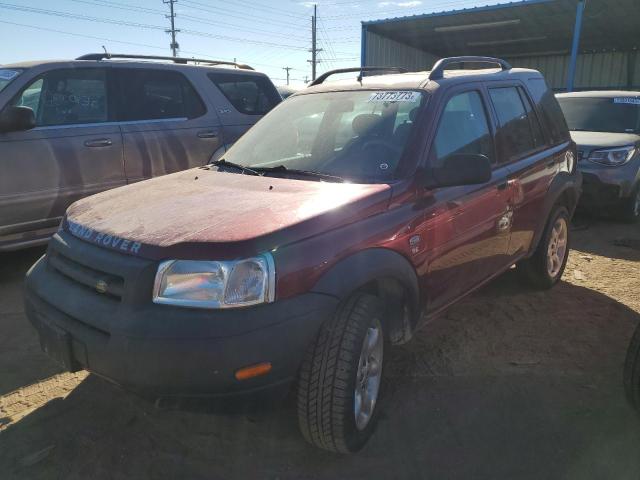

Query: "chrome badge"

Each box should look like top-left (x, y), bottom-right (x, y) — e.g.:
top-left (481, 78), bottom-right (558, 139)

top-left (95, 280), bottom-right (108, 294)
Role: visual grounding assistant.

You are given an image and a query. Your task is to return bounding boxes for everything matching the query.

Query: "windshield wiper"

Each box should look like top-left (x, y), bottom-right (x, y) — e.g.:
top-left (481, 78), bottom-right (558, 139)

top-left (210, 159), bottom-right (260, 176)
top-left (253, 165), bottom-right (345, 182)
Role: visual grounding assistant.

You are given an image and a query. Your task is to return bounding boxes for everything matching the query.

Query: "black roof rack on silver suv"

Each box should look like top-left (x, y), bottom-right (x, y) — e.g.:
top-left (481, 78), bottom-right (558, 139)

top-left (310, 66), bottom-right (407, 86)
top-left (428, 56), bottom-right (511, 80)
top-left (76, 53), bottom-right (254, 70)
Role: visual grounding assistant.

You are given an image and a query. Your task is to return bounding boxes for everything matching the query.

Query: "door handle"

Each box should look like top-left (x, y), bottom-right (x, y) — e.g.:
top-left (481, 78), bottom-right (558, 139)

top-left (84, 138), bottom-right (112, 148)
top-left (547, 159), bottom-right (556, 168)
top-left (497, 181), bottom-right (508, 191)
top-left (197, 130), bottom-right (218, 139)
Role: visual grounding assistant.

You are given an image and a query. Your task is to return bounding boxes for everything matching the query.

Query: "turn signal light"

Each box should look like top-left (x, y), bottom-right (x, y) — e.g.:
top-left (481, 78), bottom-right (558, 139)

top-left (235, 362), bottom-right (272, 381)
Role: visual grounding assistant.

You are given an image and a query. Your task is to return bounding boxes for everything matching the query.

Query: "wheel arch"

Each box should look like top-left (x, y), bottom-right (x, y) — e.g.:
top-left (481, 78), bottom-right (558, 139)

top-left (311, 248), bottom-right (421, 345)
top-left (528, 172), bottom-right (582, 257)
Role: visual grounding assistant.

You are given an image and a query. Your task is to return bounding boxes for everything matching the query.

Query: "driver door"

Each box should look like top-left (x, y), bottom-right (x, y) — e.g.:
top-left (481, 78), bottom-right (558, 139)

top-left (424, 87), bottom-right (512, 312)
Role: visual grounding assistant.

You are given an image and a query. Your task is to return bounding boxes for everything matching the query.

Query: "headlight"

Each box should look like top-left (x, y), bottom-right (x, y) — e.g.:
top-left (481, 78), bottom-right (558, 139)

top-left (153, 254), bottom-right (275, 309)
top-left (587, 146), bottom-right (636, 167)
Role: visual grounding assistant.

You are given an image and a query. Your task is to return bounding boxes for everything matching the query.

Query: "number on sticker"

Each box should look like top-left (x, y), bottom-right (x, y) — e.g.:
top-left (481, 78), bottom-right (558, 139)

top-left (368, 91), bottom-right (419, 103)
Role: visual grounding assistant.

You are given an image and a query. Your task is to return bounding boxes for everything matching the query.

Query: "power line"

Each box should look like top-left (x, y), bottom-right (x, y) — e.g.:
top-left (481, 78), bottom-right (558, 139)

top-left (163, 0), bottom-right (179, 57)
top-left (0, 18), bottom-right (295, 71)
top-left (0, 2), bottom-right (309, 51)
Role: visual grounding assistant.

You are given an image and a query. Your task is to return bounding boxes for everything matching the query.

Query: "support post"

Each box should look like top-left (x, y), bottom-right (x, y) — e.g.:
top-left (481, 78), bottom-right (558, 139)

top-left (361, 24), bottom-right (368, 68)
top-left (567, 0), bottom-right (585, 92)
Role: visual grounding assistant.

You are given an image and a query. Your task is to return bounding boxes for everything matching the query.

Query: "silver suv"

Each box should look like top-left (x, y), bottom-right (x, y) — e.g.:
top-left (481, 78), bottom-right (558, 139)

top-left (0, 53), bottom-right (281, 251)
top-left (556, 91), bottom-right (640, 222)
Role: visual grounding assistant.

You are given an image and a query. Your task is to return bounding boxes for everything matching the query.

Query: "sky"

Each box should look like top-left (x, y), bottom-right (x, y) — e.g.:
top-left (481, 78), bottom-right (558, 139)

top-left (0, 0), bottom-right (489, 86)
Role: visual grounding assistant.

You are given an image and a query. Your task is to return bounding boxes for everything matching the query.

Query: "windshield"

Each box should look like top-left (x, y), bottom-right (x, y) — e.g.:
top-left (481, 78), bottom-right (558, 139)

top-left (223, 90), bottom-right (425, 183)
top-left (0, 68), bottom-right (23, 94)
top-left (557, 96), bottom-right (640, 134)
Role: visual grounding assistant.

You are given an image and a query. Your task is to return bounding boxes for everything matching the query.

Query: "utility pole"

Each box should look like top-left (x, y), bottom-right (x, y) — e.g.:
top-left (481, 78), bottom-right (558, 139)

top-left (283, 66), bottom-right (292, 85)
top-left (164, 0), bottom-right (180, 57)
top-left (307, 4), bottom-right (322, 81)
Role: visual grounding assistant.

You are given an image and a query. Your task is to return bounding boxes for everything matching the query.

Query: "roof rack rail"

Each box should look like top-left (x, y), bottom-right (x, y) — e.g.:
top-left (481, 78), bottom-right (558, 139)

top-left (76, 53), bottom-right (254, 70)
top-left (309, 66), bottom-right (407, 86)
top-left (428, 56), bottom-right (511, 80)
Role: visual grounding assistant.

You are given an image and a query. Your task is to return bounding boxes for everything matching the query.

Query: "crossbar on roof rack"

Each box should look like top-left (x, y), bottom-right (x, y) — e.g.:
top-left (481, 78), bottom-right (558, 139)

top-left (76, 53), bottom-right (254, 70)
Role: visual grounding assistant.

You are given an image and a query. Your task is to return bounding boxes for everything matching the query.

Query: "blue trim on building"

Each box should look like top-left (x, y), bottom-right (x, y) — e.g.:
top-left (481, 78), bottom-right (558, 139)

top-left (360, 24), bottom-right (368, 68)
top-left (362, 0), bottom-right (555, 27)
top-left (567, 0), bottom-right (585, 92)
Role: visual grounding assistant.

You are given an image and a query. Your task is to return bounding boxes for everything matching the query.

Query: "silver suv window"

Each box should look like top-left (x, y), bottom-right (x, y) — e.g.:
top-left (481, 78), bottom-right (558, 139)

top-left (13, 68), bottom-right (108, 126)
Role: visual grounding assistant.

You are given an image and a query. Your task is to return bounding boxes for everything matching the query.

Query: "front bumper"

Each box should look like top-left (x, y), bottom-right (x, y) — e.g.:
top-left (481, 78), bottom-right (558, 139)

top-left (24, 232), bottom-right (338, 402)
top-left (578, 160), bottom-right (639, 208)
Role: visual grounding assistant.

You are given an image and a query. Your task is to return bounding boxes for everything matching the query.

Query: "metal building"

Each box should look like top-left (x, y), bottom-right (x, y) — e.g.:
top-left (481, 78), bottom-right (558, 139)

top-left (360, 0), bottom-right (639, 91)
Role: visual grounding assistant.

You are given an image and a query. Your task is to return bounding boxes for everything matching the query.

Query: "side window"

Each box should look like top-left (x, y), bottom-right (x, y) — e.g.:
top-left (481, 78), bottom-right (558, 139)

top-left (118, 69), bottom-right (206, 121)
top-left (13, 78), bottom-right (43, 114)
top-left (489, 86), bottom-right (536, 163)
top-left (432, 90), bottom-right (493, 167)
top-left (518, 87), bottom-right (545, 147)
top-left (208, 73), bottom-right (280, 115)
top-left (527, 77), bottom-right (570, 144)
top-left (14, 69), bottom-right (108, 126)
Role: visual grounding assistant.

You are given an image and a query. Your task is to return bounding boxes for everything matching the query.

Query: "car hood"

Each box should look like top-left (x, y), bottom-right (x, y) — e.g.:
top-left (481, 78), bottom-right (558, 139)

top-left (63, 168), bottom-right (392, 260)
top-left (571, 131), bottom-right (640, 151)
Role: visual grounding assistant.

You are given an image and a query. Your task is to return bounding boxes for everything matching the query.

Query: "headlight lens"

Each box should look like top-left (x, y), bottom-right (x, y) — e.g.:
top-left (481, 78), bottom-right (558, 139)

top-left (153, 254), bottom-right (275, 309)
top-left (587, 146), bottom-right (636, 166)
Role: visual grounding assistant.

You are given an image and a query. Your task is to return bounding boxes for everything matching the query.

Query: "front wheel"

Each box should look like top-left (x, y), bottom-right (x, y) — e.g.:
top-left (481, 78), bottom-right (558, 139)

top-left (297, 293), bottom-right (385, 453)
top-left (518, 206), bottom-right (571, 289)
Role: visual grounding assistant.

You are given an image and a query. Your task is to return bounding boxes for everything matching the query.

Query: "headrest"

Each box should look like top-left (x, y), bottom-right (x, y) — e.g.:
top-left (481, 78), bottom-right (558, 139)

top-left (352, 113), bottom-right (382, 136)
top-left (409, 107), bottom-right (419, 122)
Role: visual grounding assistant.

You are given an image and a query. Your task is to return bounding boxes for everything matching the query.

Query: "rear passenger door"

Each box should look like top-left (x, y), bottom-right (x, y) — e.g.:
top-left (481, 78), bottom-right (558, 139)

top-left (116, 68), bottom-right (221, 182)
top-left (0, 67), bottom-right (124, 241)
top-left (425, 87), bottom-right (512, 311)
top-left (206, 72), bottom-right (281, 149)
top-left (487, 83), bottom-right (559, 259)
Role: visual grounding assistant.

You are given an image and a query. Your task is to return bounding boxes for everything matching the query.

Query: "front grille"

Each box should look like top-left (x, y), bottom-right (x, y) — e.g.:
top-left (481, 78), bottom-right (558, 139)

top-left (49, 250), bottom-right (125, 301)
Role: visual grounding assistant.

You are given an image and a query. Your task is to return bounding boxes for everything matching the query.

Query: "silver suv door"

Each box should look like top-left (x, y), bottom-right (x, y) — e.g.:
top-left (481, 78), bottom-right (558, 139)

top-left (0, 67), bottom-right (125, 250)
top-left (115, 67), bottom-right (222, 182)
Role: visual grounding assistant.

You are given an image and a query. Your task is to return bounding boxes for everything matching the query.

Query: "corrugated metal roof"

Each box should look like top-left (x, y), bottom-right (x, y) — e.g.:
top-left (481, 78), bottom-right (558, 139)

top-left (363, 0), bottom-right (640, 58)
top-left (362, 0), bottom-right (553, 26)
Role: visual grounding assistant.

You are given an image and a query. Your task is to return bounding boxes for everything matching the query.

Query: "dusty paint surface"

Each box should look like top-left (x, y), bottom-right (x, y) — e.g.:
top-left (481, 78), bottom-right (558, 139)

top-left (64, 168), bottom-right (391, 259)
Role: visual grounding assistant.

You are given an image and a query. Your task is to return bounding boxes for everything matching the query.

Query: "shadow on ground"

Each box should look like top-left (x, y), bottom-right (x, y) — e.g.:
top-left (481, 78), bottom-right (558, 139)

top-left (1, 267), bottom-right (639, 480)
top-left (0, 247), bottom-right (62, 396)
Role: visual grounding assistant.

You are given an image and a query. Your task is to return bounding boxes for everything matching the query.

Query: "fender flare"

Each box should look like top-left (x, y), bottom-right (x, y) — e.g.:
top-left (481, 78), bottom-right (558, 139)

top-left (529, 171), bottom-right (582, 255)
top-left (311, 248), bottom-right (421, 341)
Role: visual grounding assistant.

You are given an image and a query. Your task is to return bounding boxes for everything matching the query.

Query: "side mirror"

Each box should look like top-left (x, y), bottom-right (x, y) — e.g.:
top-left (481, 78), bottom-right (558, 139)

top-left (424, 153), bottom-right (492, 188)
top-left (0, 106), bottom-right (36, 133)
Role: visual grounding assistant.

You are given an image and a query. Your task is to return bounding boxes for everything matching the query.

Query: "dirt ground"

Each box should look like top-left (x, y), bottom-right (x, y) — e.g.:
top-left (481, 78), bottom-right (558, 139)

top-left (1, 216), bottom-right (639, 480)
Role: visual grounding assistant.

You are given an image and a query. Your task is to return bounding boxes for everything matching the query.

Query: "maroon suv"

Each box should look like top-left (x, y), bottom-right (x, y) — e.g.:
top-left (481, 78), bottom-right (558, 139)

top-left (24, 57), bottom-right (581, 453)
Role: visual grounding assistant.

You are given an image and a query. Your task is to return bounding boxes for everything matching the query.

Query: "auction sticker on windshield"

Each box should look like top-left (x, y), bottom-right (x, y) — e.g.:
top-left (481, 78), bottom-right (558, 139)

top-left (369, 91), bottom-right (420, 103)
top-left (613, 97), bottom-right (640, 105)
top-left (0, 69), bottom-right (20, 81)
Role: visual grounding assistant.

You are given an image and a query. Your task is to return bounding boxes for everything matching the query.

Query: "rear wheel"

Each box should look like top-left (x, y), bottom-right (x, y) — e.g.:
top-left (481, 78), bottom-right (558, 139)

top-left (297, 293), bottom-right (385, 453)
top-left (624, 323), bottom-right (640, 414)
top-left (518, 206), bottom-right (570, 289)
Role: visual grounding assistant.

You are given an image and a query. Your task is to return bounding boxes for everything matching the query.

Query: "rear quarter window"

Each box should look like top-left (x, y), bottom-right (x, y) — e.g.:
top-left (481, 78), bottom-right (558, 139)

top-left (526, 78), bottom-right (570, 144)
top-left (208, 73), bottom-right (280, 115)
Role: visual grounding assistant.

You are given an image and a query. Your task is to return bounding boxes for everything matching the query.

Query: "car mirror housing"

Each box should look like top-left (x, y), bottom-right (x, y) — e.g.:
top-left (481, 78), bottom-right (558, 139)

top-left (423, 154), bottom-right (492, 188)
top-left (0, 106), bottom-right (36, 133)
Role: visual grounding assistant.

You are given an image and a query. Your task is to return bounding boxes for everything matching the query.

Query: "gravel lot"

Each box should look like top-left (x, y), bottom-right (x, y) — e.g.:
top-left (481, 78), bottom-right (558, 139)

top-left (1, 216), bottom-right (639, 479)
